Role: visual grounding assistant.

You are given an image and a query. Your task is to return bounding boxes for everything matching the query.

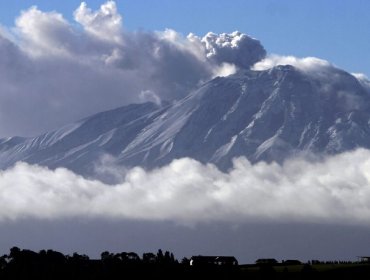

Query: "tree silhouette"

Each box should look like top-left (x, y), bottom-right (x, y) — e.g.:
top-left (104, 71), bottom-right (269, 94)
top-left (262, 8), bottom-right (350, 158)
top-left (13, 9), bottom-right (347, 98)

top-left (156, 249), bottom-right (164, 263)
top-left (8, 247), bottom-right (21, 262)
top-left (101, 251), bottom-right (113, 261)
top-left (143, 252), bottom-right (156, 264)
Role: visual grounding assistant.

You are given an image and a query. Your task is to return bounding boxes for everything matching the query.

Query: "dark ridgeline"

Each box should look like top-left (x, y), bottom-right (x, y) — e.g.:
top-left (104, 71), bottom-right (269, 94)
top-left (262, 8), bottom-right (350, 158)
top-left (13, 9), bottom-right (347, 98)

top-left (1, 247), bottom-right (370, 279)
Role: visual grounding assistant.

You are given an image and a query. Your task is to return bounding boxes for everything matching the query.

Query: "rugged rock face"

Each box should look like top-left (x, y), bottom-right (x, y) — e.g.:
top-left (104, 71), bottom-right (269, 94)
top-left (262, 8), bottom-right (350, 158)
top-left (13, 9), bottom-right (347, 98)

top-left (1, 65), bottom-right (370, 176)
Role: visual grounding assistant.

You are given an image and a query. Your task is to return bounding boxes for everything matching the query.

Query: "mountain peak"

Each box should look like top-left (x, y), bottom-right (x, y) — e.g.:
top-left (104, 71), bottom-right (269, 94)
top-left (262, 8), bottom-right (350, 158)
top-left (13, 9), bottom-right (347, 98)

top-left (1, 65), bottom-right (370, 177)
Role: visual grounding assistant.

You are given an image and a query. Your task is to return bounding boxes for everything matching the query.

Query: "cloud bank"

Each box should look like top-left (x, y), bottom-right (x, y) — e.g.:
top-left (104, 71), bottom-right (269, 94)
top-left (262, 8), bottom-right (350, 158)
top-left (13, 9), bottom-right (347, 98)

top-left (1, 149), bottom-right (370, 225)
top-left (0, 1), bottom-right (265, 137)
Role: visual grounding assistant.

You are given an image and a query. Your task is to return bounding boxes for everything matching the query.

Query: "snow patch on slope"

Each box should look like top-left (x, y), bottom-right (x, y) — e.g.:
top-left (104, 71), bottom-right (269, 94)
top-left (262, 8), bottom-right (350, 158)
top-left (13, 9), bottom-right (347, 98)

top-left (212, 135), bottom-right (238, 162)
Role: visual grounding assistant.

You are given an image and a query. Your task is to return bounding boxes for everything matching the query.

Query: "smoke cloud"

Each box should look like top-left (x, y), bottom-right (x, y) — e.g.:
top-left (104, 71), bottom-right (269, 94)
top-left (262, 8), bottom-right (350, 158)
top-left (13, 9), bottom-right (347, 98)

top-left (1, 149), bottom-right (370, 225)
top-left (0, 1), bottom-right (265, 137)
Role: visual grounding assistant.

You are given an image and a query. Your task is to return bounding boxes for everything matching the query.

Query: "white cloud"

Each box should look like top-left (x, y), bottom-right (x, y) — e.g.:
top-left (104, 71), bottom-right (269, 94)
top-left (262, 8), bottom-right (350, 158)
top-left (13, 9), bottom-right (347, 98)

top-left (158, 29), bottom-right (206, 62)
top-left (212, 62), bottom-right (237, 78)
top-left (139, 90), bottom-right (161, 106)
top-left (352, 72), bottom-right (368, 81)
top-left (1, 149), bottom-right (370, 225)
top-left (352, 72), bottom-right (370, 89)
top-left (74, 1), bottom-right (123, 44)
top-left (15, 6), bottom-right (77, 56)
top-left (252, 54), bottom-right (332, 72)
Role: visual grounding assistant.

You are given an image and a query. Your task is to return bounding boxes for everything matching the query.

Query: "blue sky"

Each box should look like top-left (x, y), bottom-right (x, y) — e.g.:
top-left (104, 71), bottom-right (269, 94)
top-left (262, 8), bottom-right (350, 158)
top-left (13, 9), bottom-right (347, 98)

top-left (0, 0), bottom-right (370, 76)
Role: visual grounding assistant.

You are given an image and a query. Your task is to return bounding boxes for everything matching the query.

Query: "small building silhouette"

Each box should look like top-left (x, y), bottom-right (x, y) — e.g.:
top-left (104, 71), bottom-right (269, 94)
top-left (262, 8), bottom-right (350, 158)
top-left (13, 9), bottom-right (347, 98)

top-left (358, 256), bottom-right (370, 263)
top-left (190, 256), bottom-right (238, 266)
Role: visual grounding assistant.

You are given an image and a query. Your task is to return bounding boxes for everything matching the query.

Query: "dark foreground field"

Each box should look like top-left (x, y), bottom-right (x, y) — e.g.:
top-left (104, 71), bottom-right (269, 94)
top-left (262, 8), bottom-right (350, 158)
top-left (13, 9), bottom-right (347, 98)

top-left (1, 247), bottom-right (370, 279)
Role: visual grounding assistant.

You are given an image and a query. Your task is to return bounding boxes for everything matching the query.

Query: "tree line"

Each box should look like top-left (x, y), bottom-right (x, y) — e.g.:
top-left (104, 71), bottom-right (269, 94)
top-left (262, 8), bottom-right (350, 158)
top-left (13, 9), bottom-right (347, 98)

top-left (0, 247), bottom-right (241, 279)
top-left (1, 246), bottom-right (370, 279)
top-left (0, 247), bottom-right (189, 279)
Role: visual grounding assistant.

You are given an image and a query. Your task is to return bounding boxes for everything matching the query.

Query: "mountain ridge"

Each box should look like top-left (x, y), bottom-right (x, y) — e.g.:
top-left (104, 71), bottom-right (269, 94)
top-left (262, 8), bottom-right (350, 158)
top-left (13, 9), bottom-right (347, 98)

top-left (1, 65), bottom-right (370, 177)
